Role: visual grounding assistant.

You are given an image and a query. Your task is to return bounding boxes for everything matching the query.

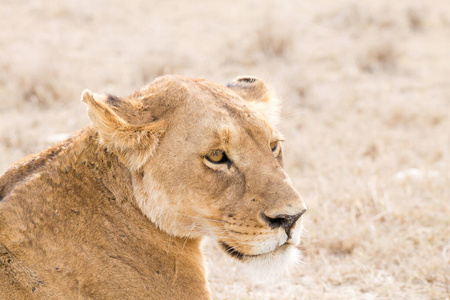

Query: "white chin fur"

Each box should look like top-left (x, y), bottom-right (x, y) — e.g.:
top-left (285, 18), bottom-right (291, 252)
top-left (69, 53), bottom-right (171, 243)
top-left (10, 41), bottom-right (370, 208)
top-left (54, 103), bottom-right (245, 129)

top-left (239, 244), bottom-right (301, 281)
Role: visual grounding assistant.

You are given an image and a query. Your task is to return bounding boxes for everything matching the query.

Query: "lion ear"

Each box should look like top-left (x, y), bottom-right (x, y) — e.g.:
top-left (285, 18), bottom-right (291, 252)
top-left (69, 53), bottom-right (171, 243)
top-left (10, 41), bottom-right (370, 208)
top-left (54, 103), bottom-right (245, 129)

top-left (81, 89), bottom-right (165, 170)
top-left (227, 76), bottom-right (280, 126)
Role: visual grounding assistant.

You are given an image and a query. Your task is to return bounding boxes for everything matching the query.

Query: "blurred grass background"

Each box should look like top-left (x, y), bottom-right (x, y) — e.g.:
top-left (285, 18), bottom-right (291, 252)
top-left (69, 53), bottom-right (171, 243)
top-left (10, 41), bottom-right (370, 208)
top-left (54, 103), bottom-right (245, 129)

top-left (1, 0), bottom-right (449, 298)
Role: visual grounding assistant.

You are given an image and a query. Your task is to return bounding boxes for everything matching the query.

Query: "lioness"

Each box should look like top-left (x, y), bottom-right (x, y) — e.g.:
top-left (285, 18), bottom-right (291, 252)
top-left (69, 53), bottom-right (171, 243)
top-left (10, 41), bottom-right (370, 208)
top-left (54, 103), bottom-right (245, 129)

top-left (0, 75), bottom-right (306, 299)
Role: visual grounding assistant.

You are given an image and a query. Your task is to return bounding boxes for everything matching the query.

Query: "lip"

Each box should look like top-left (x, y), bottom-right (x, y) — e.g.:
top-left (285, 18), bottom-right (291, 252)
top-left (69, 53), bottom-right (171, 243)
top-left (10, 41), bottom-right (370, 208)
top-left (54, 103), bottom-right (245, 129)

top-left (219, 241), bottom-right (250, 260)
top-left (219, 241), bottom-right (289, 260)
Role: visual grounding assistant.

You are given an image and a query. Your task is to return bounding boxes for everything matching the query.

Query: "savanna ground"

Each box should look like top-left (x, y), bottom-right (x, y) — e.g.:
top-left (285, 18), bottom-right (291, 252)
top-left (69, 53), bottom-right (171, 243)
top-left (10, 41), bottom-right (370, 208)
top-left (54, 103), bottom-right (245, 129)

top-left (1, 0), bottom-right (449, 299)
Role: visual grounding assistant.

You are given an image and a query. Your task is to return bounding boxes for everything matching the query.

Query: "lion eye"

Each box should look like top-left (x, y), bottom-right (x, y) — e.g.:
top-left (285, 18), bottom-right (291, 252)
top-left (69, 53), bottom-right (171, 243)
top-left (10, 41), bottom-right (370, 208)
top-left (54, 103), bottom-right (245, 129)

top-left (205, 150), bottom-right (229, 164)
top-left (270, 141), bottom-right (278, 152)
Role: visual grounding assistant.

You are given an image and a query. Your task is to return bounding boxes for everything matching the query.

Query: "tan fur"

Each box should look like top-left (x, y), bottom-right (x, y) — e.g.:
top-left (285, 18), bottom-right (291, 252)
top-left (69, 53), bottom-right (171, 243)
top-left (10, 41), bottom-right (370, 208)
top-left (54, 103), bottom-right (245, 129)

top-left (0, 75), bottom-right (306, 299)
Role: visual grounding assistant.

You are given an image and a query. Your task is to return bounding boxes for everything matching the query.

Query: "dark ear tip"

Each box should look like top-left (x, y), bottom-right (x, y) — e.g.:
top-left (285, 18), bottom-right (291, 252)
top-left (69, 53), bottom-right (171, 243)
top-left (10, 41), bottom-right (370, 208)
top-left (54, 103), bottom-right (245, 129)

top-left (235, 76), bottom-right (258, 83)
top-left (106, 94), bottom-right (122, 107)
top-left (226, 76), bottom-right (270, 102)
top-left (226, 76), bottom-right (259, 88)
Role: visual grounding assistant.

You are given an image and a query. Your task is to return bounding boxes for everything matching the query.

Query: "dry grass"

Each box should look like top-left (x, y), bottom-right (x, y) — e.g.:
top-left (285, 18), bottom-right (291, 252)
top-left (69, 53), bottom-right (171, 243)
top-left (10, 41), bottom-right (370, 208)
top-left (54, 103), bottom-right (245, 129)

top-left (1, 0), bottom-right (449, 299)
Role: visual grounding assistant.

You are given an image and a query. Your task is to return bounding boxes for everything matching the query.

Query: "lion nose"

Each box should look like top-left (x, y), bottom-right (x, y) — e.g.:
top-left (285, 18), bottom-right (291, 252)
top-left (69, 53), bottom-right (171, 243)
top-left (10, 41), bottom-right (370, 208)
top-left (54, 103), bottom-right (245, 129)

top-left (261, 209), bottom-right (307, 237)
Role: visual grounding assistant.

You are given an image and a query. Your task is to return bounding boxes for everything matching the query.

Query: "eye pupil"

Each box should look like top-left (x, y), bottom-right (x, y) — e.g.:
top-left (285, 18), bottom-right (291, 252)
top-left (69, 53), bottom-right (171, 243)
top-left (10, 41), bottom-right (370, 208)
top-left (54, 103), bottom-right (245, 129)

top-left (209, 152), bottom-right (223, 162)
top-left (206, 151), bottom-right (229, 164)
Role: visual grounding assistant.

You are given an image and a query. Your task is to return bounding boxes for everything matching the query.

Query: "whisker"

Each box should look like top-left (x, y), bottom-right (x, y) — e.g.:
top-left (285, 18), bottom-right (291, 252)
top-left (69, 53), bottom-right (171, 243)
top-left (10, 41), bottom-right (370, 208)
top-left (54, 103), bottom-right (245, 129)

top-left (182, 224), bottom-right (196, 251)
top-left (175, 213), bottom-right (227, 223)
top-left (170, 223), bottom-right (228, 237)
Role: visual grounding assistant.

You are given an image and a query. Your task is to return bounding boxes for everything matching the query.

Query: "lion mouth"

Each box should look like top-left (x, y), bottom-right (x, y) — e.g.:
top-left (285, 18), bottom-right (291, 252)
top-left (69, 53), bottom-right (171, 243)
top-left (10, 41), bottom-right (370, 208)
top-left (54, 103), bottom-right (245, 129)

top-left (219, 241), bottom-right (289, 260)
top-left (219, 241), bottom-right (249, 260)
top-left (219, 241), bottom-right (258, 260)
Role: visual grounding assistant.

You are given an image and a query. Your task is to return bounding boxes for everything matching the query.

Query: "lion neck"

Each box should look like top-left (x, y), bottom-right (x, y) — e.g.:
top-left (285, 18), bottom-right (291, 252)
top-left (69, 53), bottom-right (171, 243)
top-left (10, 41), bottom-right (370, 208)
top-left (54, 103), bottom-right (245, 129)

top-left (70, 127), bottom-right (206, 266)
top-left (81, 127), bottom-right (203, 246)
top-left (79, 128), bottom-right (208, 291)
top-left (0, 126), bottom-right (210, 298)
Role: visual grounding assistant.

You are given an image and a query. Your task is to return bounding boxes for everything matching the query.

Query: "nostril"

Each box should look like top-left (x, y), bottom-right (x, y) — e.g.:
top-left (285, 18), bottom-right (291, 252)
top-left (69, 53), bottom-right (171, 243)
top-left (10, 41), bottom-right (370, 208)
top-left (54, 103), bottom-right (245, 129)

top-left (261, 209), bottom-right (307, 232)
top-left (263, 215), bottom-right (286, 229)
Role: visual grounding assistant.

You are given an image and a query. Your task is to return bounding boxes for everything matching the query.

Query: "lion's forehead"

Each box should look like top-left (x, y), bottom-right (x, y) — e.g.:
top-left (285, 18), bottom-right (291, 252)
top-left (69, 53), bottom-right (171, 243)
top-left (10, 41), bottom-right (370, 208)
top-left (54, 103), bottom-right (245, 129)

top-left (177, 115), bottom-right (274, 156)
top-left (128, 75), bottom-right (277, 138)
top-left (162, 103), bottom-right (273, 150)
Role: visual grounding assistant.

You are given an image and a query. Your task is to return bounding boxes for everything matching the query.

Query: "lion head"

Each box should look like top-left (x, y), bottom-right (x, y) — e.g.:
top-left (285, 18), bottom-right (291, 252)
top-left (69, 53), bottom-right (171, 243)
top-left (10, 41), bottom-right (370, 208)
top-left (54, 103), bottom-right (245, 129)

top-left (82, 75), bottom-right (307, 277)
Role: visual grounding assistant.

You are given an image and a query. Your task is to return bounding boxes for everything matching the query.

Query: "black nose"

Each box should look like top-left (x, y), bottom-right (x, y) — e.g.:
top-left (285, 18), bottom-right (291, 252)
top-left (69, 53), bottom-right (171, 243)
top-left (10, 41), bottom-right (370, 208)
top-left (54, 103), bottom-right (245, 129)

top-left (261, 209), bottom-right (306, 237)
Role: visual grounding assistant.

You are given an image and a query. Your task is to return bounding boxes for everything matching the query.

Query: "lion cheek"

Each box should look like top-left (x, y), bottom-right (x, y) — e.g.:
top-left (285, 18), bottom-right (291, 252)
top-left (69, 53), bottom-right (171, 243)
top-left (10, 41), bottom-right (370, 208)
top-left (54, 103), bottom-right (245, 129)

top-left (132, 171), bottom-right (203, 238)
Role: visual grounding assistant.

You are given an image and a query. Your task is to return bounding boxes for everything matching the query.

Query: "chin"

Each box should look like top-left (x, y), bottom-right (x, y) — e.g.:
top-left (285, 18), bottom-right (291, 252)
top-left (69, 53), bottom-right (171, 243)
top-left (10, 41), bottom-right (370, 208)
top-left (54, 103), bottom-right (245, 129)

top-left (219, 241), bottom-right (301, 280)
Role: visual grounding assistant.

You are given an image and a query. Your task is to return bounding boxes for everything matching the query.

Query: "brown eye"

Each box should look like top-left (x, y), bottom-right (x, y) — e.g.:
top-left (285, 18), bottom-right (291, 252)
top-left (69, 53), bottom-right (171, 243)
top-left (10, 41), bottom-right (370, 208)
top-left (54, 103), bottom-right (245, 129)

top-left (270, 141), bottom-right (278, 152)
top-left (205, 150), bottom-right (229, 164)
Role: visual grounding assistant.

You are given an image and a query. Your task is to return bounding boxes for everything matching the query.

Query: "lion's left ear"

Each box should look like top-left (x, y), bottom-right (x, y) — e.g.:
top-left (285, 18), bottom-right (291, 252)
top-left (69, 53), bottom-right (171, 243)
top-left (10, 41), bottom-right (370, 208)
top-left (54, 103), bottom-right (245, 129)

top-left (81, 90), bottom-right (165, 170)
top-left (227, 76), bottom-right (280, 126)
